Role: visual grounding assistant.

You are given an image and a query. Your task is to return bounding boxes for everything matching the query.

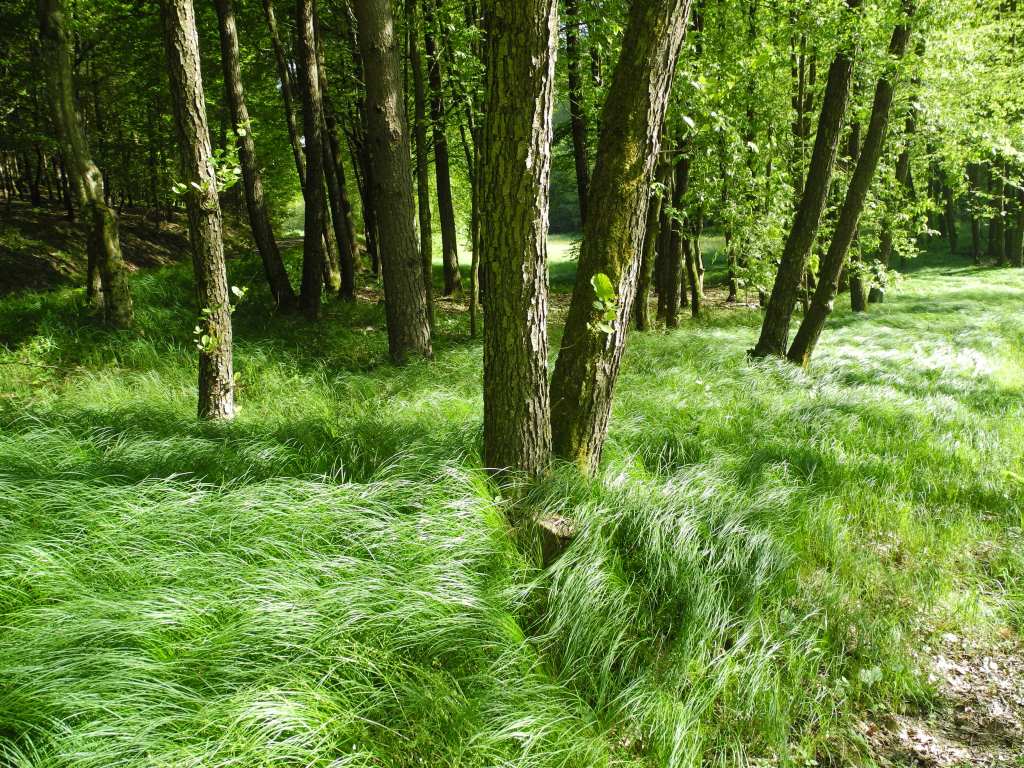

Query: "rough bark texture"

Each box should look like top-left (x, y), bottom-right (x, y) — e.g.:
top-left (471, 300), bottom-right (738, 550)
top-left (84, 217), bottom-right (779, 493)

top-left (480, 0), bottom-right (557, 475)
top-left (213, 0), bottom-right (295, 310)
top-left (38, 0), bottom-right (134, 327)
top-left (160, 0), bottom-right (234, 420)
top-left (353, 0), bottom-right (433, 362)
top-left (565, 0), bottom-right (591, 224)
top-left (787, 12), bottom-right (913, 367)
top-left (549, 0), bottom-right (692, 474)
top-left (407, 0), bottom-right (434, 323)
top-left (750, 0), bottom-right (860, 358)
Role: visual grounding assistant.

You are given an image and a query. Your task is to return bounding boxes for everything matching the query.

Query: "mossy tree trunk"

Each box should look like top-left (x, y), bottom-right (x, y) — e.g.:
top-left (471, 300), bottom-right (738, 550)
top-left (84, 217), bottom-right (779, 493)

top-left (549, 0), bottom-right (692, 474)
top-left (787, 8), bottom-right (913, 367)
top-left (213, 0), bottom-right (296, 311)
top-left (479, 0), bottom-right (557, 475)
top-left (353, 0), bottom-right (433, 362)
top-left (160, 0), bottom-right (234, 420)
top-left (38, 0), bottom-right (134, 327)
top-left (750, 0), bottom-right (860, 357)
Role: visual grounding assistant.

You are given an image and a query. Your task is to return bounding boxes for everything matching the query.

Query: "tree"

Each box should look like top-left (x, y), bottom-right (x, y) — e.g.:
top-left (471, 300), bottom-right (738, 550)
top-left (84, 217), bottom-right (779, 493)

top-left (353, 0), bottom-right (433, 362)
top-left (407, 0), bottom-right (434, 323)
top-left (213, 0), bottom-right (296, 311)
top-left (787, 5), bottom-right (914, 367)
top-left (565, 0), bottom-right (591, 223)
top-left (423, 0), bottom-right (463, 297)
top-left (38, 0), bottom-right (133, 328)
top-left (160, 0), bottom-right (234, 419)
top-left (549, 0), bottom-right (692, 474)
top-left (749, 0), bottom-right (862, 358)
top-left (480, 0), bottom-right (558, 475)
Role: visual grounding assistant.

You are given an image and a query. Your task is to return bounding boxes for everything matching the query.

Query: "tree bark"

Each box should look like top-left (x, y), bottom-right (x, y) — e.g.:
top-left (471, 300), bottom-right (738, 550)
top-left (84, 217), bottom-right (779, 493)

top-left (295, 0), bottom-right (327, 317)
top-left (38, 0), bottom-right (134, 327)
top-left (213, 0), bottom-right (296, 310)
top-left (565, 0), bottom-right (591, 225)
top-left (353, 0), bottom-right (433, 362)
top-left (665, 148), bottom-right (690, 328)
top-left (160, 0), bottom-right (234, 419)
top-left (846, 121), bottom-right (868, 312)
top-left (749, 0), bottom-right (860, 357)
top-left (634, 160), bottom-right (670, 330)
top-left (787, 9), bottom-right (913, 367)
top-left (423, 0), bottom-right (462, 296)
top-left (549, 0), bottom-right (692, 474)
top-left (407, 0), bottom-right (434, 324)
top-left (480, 0), bottom-right (557, 475)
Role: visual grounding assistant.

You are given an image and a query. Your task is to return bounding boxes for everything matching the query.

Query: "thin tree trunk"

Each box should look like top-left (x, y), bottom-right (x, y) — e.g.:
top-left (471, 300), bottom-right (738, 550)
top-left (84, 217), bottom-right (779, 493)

top-left (407, 0), bottom-right (434, 324)
top-left (213, 0), bottom-right (296, 310)
top-left (549, 0), bottom-right (692, 473)
top-left (749, 0), bottom-right (860, 357)
top-left (634, 160), bottom-right (670, 330)
top-left (787, 9), bottom-right (913, 366)
top-left (565, 0), bottom-right (590, 225)
top-left (846, 121), bottom-right (868, 312)
top-left (160, 0), bottom-right (234, 419)
top-left (353, 0), bottom-right (432, 362)
top-left (480, 0), bottom-right (557, 475)
top-left (423, 0), bottom-right (462, 296)
top-left (38, 0), bottom-right (134, 327)
top-left (665, 147), bottom-right (690, 328)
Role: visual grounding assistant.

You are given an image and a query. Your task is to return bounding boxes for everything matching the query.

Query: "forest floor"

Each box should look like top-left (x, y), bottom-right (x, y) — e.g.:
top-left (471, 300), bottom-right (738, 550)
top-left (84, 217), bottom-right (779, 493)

top-left (0, 215), bottom-right (1022, 767)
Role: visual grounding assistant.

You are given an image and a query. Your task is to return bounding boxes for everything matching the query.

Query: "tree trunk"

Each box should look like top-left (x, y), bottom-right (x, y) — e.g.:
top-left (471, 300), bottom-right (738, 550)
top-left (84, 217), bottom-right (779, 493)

top-left (686, 204), bottom-right (704, 317)
top-left (353, 0), bottom-right (433, 362)
top-left (634, 160), bottom-right (670, 330)
top-left (423, 0), bottom-right (462, 297)
top-left (38, 0), bottom-right (134, 327)
top-left (565, 0), bottom-right (591, 225)
top-left (749, 0), bottom-right (860, 357)
top-left (787, 9), bottom-right (913, 367)
top-left (160, 0), bottom-right (234, 419)
top-left (846, 121), bottom-right (868, 312)
top-left (262, 0), bottom-right (306, 185)
top-left (295, 0), bottom-right (327, 317)
top-left (665, 148), bottom-right (690, 328)
top-left (549, 0), bottom-right (692, 474)
top-left (407, 0), bottom-right (434, 324)
top-left (479, 0), bottom-right (557, 475)
top-left (213, 0), bottom-right (296, 310)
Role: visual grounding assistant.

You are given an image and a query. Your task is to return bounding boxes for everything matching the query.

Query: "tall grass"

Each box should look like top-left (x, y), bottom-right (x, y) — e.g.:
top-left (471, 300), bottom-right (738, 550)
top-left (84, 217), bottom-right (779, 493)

top-left (0, 249), bottom-right (1021, 766)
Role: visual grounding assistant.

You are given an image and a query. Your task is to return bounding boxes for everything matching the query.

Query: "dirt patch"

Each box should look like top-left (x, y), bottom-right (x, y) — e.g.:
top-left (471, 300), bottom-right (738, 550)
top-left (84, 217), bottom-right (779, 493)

top-left (865, 631), bottom-right (1024, 767)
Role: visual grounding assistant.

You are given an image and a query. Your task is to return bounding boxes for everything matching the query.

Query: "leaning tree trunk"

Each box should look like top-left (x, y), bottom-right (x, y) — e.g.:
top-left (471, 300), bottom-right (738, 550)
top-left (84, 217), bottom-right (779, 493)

top-left (480, 0), bottom-right (557, 475)
top-left (749, 0), bottom-right (861, 357)
top-left (787, 8), bottom-right (913, 367)
top-left (160, 0), bottom-right (234, 419)
top-left (213, 0), bottom-right (296, 310)
top-left (353, 0), bottom-right (433, 362)
top-left (407, 0), bottom-right (434, 325)
top-left (549, 0), bottom-right (692, 474)
top-left (295, 0), bottom-right (327, 317)
top-left (38, 0), bottom-right (134, 327)
top-left (565, 0), bottom-right (591, 225)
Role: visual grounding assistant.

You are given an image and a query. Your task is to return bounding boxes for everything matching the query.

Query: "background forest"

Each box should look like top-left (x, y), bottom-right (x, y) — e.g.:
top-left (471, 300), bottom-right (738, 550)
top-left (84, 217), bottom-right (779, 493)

top-left (1, 0), bottom-right (1023, 766)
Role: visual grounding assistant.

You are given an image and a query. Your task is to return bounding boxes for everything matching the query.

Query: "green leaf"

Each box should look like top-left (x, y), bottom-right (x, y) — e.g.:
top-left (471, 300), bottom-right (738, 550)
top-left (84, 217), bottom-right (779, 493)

top-left (591, 273), bottom-right (615, 302)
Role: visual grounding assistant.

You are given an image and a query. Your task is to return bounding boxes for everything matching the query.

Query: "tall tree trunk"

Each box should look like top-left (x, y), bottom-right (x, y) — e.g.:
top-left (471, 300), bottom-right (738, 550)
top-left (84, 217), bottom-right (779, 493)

top-left (846, 121), bottom-right (868, 312)
top-left (565, 0), bottom-right (591, 225)
top-left (423, 0), bottom-right (462, 296)
top-left (38, 0), bottom-right (134, 327)
top-left (634, 160), bottom-right (670, 330)
top-left (549, 0), bottom-right (692, 474)
top-left (213, 0), bottom-right (296, 310)
top-left (787, 9), bottom-right (913, 367)
top-left (295, 0), bottom-right (327, 317)
top-left (160, 0), bottom-right (234, 419)
top-left (749, 0), bottom-right (860, 358)
top-left (665, 147), bottom-right (689, 328)
top-left (262, 0), bottom-right (305, 184)
top-left (353, 0), bottom-right (433, 362)
top-left (654, 174), bottom-right (674, 322)
top-left (407, 0), bottom-right (434, 324)
top-left (480, 0), bottom-right (557, 475)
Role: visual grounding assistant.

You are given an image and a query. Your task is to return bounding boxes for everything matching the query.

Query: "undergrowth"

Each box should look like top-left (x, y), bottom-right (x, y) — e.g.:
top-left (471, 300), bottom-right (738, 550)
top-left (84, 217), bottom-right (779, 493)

top-left (0, 249), bottom-right (1021, 767)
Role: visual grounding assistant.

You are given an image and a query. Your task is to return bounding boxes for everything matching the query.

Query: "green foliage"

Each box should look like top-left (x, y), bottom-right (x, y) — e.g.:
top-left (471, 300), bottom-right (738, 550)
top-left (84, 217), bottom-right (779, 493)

top-left (589, 272), bottom-right (618, 334)
top-left (0, 249), bottom-right (1021, 767)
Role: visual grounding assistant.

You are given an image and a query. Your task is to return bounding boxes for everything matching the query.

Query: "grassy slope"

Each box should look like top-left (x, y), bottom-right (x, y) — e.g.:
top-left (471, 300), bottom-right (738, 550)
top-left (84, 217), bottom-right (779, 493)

top-left (0, 243), bottom-right (1021, 767)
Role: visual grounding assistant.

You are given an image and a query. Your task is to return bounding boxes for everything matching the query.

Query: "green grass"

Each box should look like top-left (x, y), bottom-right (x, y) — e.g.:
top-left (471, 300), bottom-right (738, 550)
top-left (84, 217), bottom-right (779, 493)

top-left (0, 244), bottom-right (1022, 767)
